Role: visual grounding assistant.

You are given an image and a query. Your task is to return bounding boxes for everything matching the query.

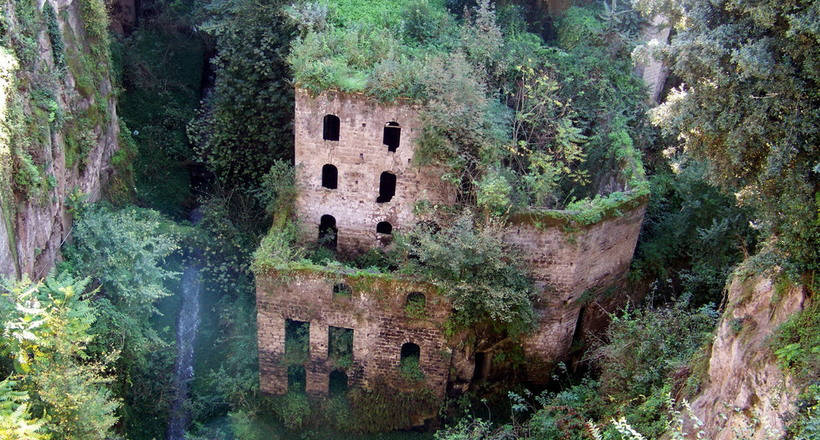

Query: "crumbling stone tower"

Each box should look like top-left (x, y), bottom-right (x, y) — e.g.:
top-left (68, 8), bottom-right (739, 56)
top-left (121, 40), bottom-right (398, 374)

top-left (292, 89), bottom-right (455, 254)
top-left (256, 88), bottom-right (647, 404)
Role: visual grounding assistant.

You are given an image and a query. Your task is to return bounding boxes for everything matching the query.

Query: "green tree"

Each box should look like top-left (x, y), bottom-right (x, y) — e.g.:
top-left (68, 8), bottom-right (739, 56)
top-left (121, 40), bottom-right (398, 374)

top-left (396, 214), bottom-right (536, 339)
top-left (61, 204), bottom-right (187, 437)
top-left (634, 0), bottom-right (819, 276)
top-left (63, 204), bottom-right (184, 362)
top-left (0, 274), bottom-right (120, 440)
top-left (188, 0), bottom-right (294, 194)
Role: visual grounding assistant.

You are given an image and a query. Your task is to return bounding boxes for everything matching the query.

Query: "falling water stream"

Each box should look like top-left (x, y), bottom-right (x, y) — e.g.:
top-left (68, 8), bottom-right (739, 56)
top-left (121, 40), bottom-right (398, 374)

top-left (166, 209), bottom-right (204, 440)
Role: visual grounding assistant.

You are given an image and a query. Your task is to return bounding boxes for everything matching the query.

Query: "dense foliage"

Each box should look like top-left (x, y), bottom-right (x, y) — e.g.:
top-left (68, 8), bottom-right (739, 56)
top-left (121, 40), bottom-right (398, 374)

top-left (632, 161), bottom-right (757, 305)
top-left (434, 303), bottom-right (718, 440)
top-left (60, 204), bottom-right (189, 438)
top-left (113, 11), bottom-right (205, 216)
top-left (396, 215), bottom-right (536, 337)
top-left (1, 275), bottom-right (120, 440)
top-left (288, 0), bottom-right (649, 209)
top-left (188, 0), bottom-right (294, 194)
top-left (634, 0), bottom-right (819, 276)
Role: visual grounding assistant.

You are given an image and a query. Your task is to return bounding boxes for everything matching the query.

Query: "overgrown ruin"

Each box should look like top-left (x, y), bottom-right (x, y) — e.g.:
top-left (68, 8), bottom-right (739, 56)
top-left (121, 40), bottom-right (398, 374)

top-left (256, 89), bottom-right (647, 407)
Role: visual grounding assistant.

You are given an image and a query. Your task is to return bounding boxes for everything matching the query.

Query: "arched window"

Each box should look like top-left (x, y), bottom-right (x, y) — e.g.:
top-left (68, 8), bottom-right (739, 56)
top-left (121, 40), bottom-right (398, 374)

top-left (376, 172), bottom-right (396, 203)
top-left (319, 215), bottom-right (337, 250)
top-left (323, 114), bottom-right (340, 141)
top-left (376, 221), bottom-right (392, 234)
top-left (329, 370), bottom-right (348, 395)
top-left (383, 121), bottom-right (401, 152)
top-left (322, 164), bottom-right (338, 189)
top-left (400, 342), bottom-right (420, 363)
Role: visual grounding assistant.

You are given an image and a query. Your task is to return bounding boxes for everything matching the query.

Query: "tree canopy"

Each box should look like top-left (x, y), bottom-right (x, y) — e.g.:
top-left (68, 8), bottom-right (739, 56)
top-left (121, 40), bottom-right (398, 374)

top-left (634, 0), bottom-right (819, 276)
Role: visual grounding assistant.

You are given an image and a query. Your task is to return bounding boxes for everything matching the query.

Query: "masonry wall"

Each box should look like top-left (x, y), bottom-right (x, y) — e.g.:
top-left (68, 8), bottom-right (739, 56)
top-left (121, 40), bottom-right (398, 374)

top-left (279, 89), bottom-right (648, 391)
top-left (293, 89), bottom-right (455, 254)
top-left (256, 269), bottom-right (451, 397)
top-left (504, 203), bottom-right (647, 381)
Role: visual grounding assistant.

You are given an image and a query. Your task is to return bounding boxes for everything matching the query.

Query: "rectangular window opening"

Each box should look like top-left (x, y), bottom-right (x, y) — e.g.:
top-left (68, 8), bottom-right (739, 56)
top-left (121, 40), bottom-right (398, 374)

top-left (285, 319), bottom-right (310, 364)
top-left (328, 326), bottom-right (354, 369)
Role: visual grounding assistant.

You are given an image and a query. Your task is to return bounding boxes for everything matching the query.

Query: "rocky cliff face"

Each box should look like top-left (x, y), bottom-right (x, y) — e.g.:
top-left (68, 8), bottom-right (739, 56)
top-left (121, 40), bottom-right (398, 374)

top-left (0, 0), bottom-right (121, 280)
top-left (689, 274), bottom-right (810, 439)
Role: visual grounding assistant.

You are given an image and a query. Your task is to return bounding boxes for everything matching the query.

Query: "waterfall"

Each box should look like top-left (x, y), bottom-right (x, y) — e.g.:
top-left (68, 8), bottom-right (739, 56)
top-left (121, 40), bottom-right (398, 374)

top-left (166, 209), bottom-right (204, 440)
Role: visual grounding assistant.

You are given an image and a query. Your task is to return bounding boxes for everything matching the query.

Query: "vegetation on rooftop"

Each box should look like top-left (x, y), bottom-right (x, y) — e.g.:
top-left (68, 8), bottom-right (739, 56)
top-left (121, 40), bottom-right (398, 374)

top-left (288, 0), bottom-right (650, 211)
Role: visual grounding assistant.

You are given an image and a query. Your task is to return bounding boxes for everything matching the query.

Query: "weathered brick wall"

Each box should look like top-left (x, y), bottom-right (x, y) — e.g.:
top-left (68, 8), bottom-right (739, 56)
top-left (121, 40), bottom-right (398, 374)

top-left (504, 203), bottom-right (646, 380)
top-left (294, 89), bottom-right (455, 254)
top-left (256, 269), bottom-right (451, 397)
top-left (274, 88), bottom-right (649, 390)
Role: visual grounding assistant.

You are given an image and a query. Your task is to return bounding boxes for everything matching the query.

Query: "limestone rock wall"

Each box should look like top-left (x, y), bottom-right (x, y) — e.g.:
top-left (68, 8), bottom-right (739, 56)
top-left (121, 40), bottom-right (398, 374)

top-left (636, 15), bottom-right (672, 105)
top-left (256, 270), bottom-right (451, 397)
top-left (688, 275), bottom-right (809, 439)
top-left (0, 0), bottom-right (121, 280)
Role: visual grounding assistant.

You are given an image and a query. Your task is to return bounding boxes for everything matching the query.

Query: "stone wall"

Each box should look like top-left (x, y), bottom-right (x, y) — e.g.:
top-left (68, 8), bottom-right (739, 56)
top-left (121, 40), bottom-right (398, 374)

top-left (256, 269), bottom-right (451, 397)
top-left (0, 0), bottom-right (121, 280)
top-left (293, 89), bottom-right (455, 255)
top-left (503, 203), bottom-right (647, 380)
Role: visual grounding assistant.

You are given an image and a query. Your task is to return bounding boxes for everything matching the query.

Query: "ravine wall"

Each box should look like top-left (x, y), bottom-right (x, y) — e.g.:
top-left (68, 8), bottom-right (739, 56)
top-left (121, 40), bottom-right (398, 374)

top-left (0, 0), bottom-right (122, 280)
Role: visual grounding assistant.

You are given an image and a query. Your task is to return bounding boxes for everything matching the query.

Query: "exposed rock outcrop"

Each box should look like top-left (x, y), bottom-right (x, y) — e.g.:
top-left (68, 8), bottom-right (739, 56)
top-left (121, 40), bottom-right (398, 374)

top-left (636, 15), bottom-right (671, 105)
top-left (689, 275), bottom-right (809, 439)
top-left (0, 0), bottom-right (121, 280)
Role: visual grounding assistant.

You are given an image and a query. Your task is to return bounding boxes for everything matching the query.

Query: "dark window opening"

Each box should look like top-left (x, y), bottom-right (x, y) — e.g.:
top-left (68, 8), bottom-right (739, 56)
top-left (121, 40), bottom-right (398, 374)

top-left (318, 215), bottom-right (337, 250)
top-left (322, 164), bottom-right (338, 189)
top-left (323, 114), bottom-right (340, 141)
top-left (285, 319), bottom-right (310, 363)
top-left (400, 342), bottom-right (420, 362)
top-left (383, 122), bottom-right (401, 152)
top-left (376, 172), bottom-right (396, 203)
top-left (376, 221), bottom-right (392, 234)
top-left (329, 370), bottom-right (348, 395)
top-left (473, 352), bottom-right (489, 382)
top-left (328, 327), bottom-right (354, 368)
top-left (332, 283), bottom-right (351, 298)
top-left (287, 364), bottom-right (306, 393)
top-left (399, 342), bottom-right (423, 380)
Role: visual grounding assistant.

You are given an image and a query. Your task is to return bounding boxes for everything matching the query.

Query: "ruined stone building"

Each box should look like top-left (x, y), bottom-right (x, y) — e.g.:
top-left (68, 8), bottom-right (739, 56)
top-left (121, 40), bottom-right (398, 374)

top-left (256, 89), bottom-right (647, 404)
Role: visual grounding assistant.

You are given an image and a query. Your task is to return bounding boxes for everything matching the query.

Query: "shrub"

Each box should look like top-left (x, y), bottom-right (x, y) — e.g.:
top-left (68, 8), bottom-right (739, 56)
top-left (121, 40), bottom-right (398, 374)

top-left (271, 392), bottom-right (311, 430)
top-left (771, 300), bottom-right (819, 381)
top-left (594, 302), bottom-right (718, 401)
top-left (396, 214), bottom-right (535, 337)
